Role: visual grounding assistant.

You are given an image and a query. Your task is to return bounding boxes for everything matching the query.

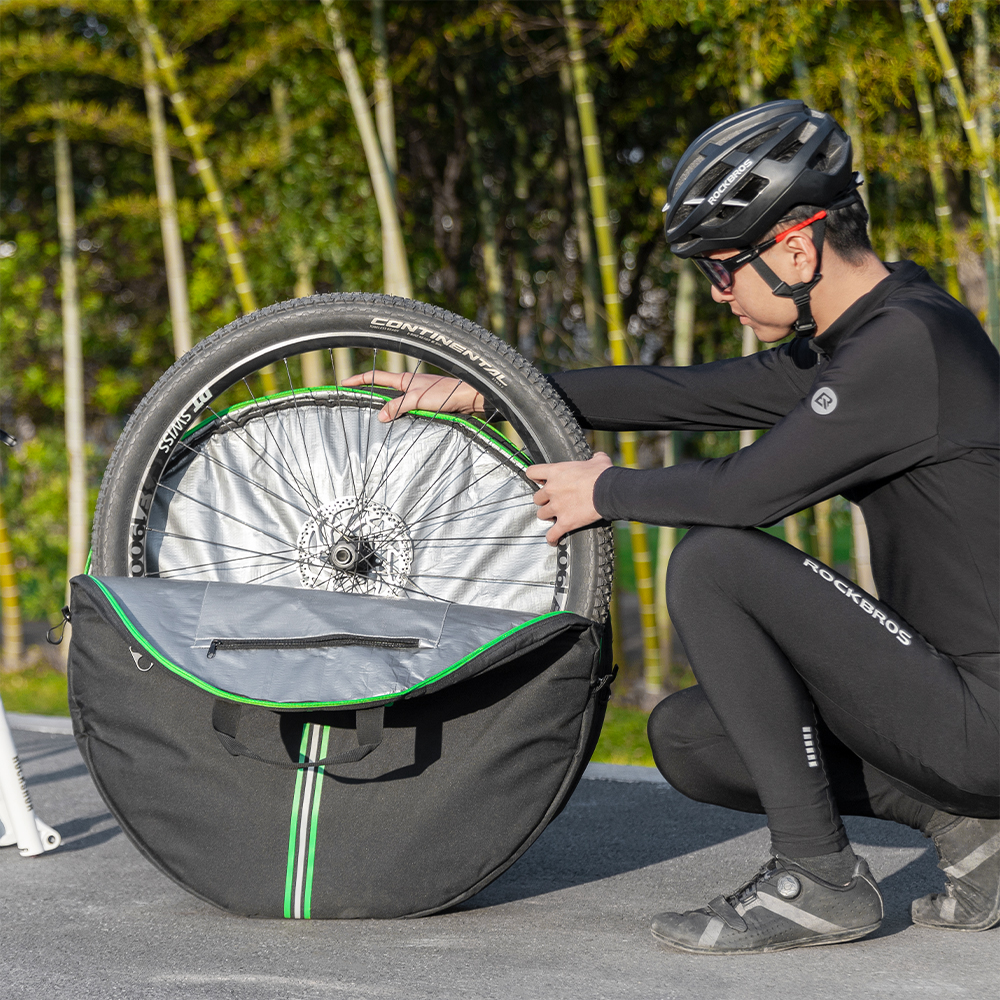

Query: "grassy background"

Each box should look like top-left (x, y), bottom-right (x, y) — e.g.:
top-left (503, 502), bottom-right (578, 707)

top-left (1, 667), bottom-right (656, 767)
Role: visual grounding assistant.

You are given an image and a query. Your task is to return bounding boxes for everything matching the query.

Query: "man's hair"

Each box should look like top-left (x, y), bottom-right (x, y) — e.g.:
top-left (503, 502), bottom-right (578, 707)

top-left (769, 198), bottom-right (874, 265)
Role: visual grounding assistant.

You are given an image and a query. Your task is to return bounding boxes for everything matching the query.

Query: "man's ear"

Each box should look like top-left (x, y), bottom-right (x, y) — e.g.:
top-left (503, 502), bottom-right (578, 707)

top-left (780, 230), bottom-right (819, 280)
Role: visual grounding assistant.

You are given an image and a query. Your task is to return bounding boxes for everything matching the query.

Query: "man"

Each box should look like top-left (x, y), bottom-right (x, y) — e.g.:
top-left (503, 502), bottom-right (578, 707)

top-left (346, 100), bottom-right (999, 953)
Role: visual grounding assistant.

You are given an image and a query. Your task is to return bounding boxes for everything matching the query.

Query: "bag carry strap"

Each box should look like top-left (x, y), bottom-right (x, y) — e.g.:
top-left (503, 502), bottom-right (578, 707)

top-left (212, 700), bottom-right (385, 768)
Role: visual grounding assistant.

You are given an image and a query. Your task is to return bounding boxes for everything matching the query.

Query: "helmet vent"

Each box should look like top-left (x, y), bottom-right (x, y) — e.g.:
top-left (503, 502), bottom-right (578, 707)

top-left (739, 126), bottom-right (781, 156)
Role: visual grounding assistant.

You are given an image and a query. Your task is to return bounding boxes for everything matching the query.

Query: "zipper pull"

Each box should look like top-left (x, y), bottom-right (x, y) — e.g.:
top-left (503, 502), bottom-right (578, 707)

top-left (207, 640), bottom-right (218, 659)
top-left (46, 606), bottom-right (71, 646)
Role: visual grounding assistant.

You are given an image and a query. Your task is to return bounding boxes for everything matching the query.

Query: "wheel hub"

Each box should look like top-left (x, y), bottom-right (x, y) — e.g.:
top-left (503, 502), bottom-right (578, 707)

top-left (297, 497), bottom-right (413, 596)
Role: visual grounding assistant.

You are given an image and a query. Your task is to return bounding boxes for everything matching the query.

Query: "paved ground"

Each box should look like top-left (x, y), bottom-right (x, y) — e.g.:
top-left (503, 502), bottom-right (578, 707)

top-left (2, 717), bottom-right (997, 1000)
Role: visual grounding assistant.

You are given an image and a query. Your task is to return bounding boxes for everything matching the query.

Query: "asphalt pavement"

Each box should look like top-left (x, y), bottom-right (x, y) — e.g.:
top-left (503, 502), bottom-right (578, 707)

top-left (2, 716), bottom-right (997, 1000)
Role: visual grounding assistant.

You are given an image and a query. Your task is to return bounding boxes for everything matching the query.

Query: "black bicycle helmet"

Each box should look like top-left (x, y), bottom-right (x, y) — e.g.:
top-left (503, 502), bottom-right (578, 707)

top-left (663, 99), bottom-right (858, 257)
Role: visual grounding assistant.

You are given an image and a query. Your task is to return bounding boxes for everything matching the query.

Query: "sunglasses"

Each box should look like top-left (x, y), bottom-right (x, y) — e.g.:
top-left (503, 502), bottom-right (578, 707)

top-left (691, 209), bottom-right (828, 293)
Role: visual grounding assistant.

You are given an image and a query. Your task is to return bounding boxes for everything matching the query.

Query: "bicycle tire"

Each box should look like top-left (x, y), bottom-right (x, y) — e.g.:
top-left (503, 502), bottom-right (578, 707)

top-left (91, 294), bottom-right (613, 621)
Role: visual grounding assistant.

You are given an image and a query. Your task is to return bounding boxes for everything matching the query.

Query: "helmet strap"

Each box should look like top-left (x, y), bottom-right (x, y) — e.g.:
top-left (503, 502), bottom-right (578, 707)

top-left (750, 216), bottom-right (827, 337)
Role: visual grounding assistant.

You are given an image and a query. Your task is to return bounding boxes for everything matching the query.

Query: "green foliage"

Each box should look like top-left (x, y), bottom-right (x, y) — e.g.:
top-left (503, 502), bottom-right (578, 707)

top-left (0, 0), bottom-right (995, 619)
top-left (1, 427), bottom-right (100, 619)
top-left (0, 664), bottom-right (70, 716)
top-left (592, 703), bottom-right (654, 767)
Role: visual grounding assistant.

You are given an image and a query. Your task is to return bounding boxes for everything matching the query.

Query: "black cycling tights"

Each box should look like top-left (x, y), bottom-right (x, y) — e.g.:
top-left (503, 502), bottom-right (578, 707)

top-left (648, 527), bottom-right (999, 858)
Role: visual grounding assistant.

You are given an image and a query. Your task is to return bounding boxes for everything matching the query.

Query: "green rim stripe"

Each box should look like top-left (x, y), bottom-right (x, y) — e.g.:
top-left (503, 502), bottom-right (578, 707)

top-left (90, 577), bottom-right (570, 709)
top-left (181, 386), bottom-right (527, 465)
top-left (283, 725), bottom-right (311, 919)
top-left (302, 725), bottom-right (331, 920)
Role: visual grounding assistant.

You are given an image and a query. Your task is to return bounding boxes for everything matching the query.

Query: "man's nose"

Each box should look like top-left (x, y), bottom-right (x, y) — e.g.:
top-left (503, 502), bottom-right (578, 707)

top-left (710, 284), bottom-right (731, 303)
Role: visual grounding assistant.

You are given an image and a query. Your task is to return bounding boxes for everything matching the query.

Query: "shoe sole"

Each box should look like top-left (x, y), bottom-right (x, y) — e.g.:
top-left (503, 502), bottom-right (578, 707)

top-left (651, 922), bottom-right (882, 955)
top-left (911, 882), bottom-right (1000, 932)
top-left (911, 910), bottom-right (1000, 932)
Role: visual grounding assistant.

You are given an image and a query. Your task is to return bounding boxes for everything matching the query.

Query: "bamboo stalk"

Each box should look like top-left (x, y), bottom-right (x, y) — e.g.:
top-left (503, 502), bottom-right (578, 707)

top-left (133, 0), bottom-right (276, 392)
top-left (901, 2), bottom-right (963, 300)
top-left (134, 1), bottom-right (257, 316)
top-left (371, 0), bottom-right (397, 183)
top-left (654, 259), bottom-right (696, 686)
top-left (971, 0), bottom-right (999, 342)
top-left (0, 493), bottom-right (23, 673)
top-left (815, 497), bottom-right (834, 567)
top-left (916, 0), bottom-right (999, 251)
top-left (454, 69), bottom-right (506, 340)
top-left (739, 325), bottom-right (758, 450)
top-left (321, 0), bottom-right (409, 374)
top-left (139, 32), bottom-right (191, 358)
top-left (563, 0), bottom-right (660, 696)
top-left (54, 117), bottom-right (88, 620)
top-left (559, 61), bottom-right (604, 356)
top-left (784, 511), bottom-right (805, 551)
top-left (851, 503), bottom-right (877, 595)
top-left (321, 0), bottom-right (410, 301)
top-left (272, 80), bottom-right (324, 387)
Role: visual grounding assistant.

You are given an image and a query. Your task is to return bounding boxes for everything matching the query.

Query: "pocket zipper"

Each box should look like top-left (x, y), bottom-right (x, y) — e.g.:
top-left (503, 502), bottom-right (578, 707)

top-left (206, 633), bottom-right (421, 658)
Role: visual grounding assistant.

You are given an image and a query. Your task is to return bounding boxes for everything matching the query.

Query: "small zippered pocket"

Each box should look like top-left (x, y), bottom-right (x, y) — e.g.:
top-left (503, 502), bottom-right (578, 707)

top-left (206, 633), bottom-right (420, 658)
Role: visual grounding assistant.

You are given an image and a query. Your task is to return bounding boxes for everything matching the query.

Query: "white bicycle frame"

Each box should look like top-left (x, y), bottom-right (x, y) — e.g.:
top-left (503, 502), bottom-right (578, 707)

top-left (0, 695), bottom-right (61, 856)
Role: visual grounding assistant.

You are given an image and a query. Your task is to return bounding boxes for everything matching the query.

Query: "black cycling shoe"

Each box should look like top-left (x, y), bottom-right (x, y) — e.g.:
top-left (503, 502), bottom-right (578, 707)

top-left (911, 815), bottom-right (1000, 931)
top-left (651, 856), bottom-right (883, 955)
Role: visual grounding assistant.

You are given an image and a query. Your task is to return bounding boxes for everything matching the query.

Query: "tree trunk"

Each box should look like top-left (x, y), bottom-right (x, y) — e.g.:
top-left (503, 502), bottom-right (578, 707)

top-left (454, 69), bottom-right (506, 340)
top-left (54, 118), bottom-right (88, 618)
top-left (140, 33), bottom-right (191, 359)
top-left (0, 493), bottom-right (23, 673)
top-left (563, 0), bottom-right (660, 699)
top-left (972, 0), bottom-right (999, 342)
top-left (559, 61), bottom-right (605, 358)
top-left (901, 2), bottom-right (963, 299)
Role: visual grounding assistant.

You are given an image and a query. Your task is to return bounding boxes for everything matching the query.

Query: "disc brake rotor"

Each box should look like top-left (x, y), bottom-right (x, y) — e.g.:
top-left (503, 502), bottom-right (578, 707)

top-left (297, 497), bottom-right (414, 596)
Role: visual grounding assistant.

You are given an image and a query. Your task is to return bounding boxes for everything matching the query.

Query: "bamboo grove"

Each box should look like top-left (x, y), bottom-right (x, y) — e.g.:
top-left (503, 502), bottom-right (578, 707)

top-left (1, 1), bottom-right (997, 698)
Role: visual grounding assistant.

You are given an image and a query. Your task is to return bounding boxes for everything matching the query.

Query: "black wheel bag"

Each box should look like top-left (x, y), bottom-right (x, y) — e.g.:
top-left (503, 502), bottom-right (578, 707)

top-left (67, 575), bottom-right (613, 918)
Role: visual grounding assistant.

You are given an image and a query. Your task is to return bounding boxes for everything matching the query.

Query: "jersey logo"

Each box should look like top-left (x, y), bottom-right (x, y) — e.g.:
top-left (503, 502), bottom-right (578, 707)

top-left (810, 387), bottom-right (838, 414)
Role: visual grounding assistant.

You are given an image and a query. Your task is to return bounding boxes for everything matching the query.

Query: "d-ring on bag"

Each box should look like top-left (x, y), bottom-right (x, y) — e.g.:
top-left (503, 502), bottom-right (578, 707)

top-left (67, 575), bottom-right (612, 918)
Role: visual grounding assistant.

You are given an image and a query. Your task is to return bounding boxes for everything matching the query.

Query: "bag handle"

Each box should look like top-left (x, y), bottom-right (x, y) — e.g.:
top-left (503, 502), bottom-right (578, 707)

top-left (212, 700), bottom-right (384, 768)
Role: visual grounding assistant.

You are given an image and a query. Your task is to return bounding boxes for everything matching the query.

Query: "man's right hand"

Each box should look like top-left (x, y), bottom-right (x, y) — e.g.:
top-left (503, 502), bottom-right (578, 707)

top-left (341, 371), bottom-right (485, 423)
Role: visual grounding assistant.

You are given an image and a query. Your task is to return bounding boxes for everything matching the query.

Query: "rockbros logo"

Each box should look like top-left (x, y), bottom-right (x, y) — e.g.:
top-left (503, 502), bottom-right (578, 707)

top-left (802, 558), bottom-right (913, 645)
top-left (810, 388), bottom-right (838, 414)
top-left (706, 157), bottom-right (754, 207)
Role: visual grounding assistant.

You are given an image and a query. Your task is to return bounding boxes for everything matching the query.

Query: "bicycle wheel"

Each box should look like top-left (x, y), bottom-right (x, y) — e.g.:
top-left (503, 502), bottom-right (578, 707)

top-left (91, 294), bottom-right (613, 621)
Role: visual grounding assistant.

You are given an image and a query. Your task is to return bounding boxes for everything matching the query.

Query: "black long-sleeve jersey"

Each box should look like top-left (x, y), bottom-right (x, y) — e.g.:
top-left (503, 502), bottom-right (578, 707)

top-left (549, 262), bottom-right (999, 687)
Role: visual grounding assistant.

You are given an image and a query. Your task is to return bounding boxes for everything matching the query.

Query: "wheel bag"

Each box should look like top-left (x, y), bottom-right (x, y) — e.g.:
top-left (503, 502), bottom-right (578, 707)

top-left (67, 575), bottom-right (612, 918)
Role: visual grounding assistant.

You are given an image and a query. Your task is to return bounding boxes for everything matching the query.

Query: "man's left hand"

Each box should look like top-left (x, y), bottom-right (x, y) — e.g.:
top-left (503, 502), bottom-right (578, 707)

top-left (525, 452), bottom-right (613, 545)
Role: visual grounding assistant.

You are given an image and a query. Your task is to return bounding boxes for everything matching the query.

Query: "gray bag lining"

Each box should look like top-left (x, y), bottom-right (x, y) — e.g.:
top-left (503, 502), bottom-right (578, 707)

top-left (93, 576), bottom-right (553, 707)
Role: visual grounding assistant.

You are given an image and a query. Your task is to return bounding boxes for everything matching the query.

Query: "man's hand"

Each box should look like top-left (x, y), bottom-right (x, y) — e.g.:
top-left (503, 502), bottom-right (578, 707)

top-left (341, 371), bottom-right (484, 422)
top-left (526, 452), bottom-right (613, 546)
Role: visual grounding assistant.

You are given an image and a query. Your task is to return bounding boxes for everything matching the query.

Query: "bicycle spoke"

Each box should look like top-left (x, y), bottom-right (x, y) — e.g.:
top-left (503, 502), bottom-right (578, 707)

top-left (241, 376), bottom-right (323, 510)
top-left (157, 482), bottom-right (299, 550)
top-left (284, 357), bottom-right (323, 506)
top-left (166, 433), bottom-right (314, 520)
